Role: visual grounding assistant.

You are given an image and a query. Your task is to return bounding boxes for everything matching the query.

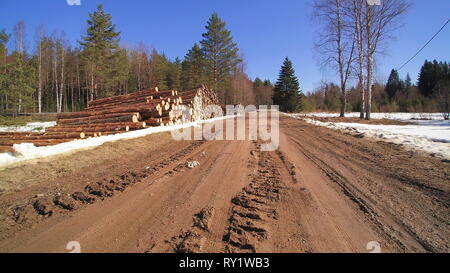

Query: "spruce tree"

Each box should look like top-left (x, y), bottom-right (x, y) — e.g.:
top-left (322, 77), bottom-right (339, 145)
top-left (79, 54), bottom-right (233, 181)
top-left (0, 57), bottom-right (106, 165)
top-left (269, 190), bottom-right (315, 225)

top-left (200, 12), bottom-right (241, 103)
top-left (418, 60), bottom-right (450, 97)
top-left (405, 73), bottom-right (412, 90)
top-left (151, 50), bottom-right (170, 90)
top-left (273, 57), bottom-right (303, 112)
top-left (6, 51), bottom-right (35, 113)
top-left (386, 69), bottom-right (404, 100)
top-left (79, 4), bottom-right (120, 99)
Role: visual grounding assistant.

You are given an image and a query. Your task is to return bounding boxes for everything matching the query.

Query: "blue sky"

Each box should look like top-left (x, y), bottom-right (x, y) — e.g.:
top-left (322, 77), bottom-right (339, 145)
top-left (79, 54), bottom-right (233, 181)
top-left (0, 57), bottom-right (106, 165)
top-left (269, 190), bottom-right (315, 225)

top-left (1, 0), bottom-right (449, 93)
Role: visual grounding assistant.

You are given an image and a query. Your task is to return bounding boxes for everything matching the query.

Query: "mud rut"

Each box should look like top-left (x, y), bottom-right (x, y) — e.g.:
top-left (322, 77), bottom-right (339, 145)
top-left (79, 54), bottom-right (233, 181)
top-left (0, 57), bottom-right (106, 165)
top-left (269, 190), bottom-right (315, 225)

top-left (0, 116), bottom-right (448, 253)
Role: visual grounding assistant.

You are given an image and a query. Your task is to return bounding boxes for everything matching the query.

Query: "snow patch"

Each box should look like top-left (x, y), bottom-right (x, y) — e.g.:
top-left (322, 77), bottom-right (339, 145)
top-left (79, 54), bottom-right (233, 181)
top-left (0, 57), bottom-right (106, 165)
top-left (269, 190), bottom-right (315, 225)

top-left (285, 113), bottom-right (450, 159)
top-left (294, 112), bottom-right (445, 121)
top-left (0, 121), bottom-right (57, 132)
top-left (0, 115), bottom-right (235, 168)
top-left (186, 161), bottom-right (200, 169)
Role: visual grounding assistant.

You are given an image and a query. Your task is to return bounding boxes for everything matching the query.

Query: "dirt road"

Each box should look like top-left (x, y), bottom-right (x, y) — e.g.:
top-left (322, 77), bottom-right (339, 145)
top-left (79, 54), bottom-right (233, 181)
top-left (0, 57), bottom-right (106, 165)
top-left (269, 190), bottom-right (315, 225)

top-left (0, 115), bottom-right (448, 253)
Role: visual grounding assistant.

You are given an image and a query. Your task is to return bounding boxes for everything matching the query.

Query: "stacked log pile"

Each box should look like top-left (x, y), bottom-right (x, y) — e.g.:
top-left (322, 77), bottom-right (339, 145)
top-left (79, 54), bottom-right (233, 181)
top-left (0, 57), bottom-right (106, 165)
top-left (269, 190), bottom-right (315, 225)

top-left (0, 85), bottom-right (218, 152)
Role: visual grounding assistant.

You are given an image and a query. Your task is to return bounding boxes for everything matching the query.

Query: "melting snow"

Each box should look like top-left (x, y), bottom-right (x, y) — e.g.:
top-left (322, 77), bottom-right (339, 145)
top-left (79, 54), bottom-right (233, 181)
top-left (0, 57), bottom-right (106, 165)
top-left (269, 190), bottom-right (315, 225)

top-left (186, 161), bottom-right (200, 169)
top-left (0, 116), bottom-right (234, 168)
top-left (297, 112), bottom-right (445, 120)
top-left (285, 113), bottom-right (450, 159)
top-left (0, 121), bottom-right (57, 132)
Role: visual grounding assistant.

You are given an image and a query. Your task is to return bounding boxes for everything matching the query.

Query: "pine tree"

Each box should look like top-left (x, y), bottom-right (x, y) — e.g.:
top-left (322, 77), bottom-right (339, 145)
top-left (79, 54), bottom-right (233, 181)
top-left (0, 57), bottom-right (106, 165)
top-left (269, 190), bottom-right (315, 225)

top-left (0, 29), bottom-right (8, 60)
top-left (181, 43), bottom-right (206, 90)
top-left (151, 50), bottom-right (170, 90)
top-left (263, 80), bottom-right (273, 88)
top-left (79, 4), bottom-right (120, 100)
top-left (253, 77), bottom-right (264, 88)
top-left (0, 29), bottom-right (10, 112)
top-left (200, 12), bottom-right (241, 103)
top-left (385, 69), bottom-right (404, 100)
top-left (166, 57), bottom-right (182, 90)
top-left (272, 57), bottom-right (303, 112)
top-left (109, 47), bottom-right (129, 96)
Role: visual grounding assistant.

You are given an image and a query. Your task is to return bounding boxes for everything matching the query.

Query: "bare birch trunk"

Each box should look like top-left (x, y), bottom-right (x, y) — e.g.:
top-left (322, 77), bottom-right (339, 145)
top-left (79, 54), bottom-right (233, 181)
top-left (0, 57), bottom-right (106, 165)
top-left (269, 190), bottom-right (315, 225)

top-left (353, 0), bottom-right (365, 119)
top-left (336, 0), bottom-right (346, 117)
top-left (54, 52), bottom-right (60, 113)
top-left (38, 40), bottom-right (42, 113)
top-left (365, 2), bottom-right (373, 120)
top-left (59, 46), bottom-right (65, 113)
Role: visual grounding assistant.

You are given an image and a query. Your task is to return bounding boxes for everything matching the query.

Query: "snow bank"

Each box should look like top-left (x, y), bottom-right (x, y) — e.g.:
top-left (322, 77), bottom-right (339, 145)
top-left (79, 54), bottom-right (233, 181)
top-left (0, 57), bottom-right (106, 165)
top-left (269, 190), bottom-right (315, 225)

top-left (0, 121), bottom-right (57, 133)
top-left (0, 116), bottom-right (235, 168)
top-left (287, 113), bottom-right (450, 159)
top-left (295, 112), bottom-right (445, 121)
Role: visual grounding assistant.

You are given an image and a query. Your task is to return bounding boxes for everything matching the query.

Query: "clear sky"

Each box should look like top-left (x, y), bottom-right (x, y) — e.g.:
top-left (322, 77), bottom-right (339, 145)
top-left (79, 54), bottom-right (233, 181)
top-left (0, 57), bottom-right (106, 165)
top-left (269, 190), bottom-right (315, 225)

top-left (1, 0), bottom-right (449, 93)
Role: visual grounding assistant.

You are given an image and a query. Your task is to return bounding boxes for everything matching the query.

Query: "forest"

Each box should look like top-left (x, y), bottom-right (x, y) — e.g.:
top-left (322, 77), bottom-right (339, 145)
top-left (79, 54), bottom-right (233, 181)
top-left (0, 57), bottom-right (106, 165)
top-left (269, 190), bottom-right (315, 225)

top-left (0, 5), bottom-right (273, 114)
top-left (304, 60), bottom-right (450, 115)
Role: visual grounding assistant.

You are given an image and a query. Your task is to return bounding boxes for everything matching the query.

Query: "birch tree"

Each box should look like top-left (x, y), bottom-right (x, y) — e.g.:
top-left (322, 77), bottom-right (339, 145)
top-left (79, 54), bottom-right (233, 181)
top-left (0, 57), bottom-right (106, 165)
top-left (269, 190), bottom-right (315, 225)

top-left (363, 0), bottom-right (408, 119)
top-left (313, 0), bottom-right (355, 117)
top-left (35, 25), bottom-right (45, 113)
top-left (352, 0), bottom-right (366, 118)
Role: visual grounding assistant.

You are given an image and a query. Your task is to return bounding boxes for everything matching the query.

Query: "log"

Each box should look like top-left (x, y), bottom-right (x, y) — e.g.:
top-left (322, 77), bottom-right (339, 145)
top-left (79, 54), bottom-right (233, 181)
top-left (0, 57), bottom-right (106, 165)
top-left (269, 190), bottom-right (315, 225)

top-left (58, 112), bottom-right (140, 124)
top-left (0, 132), bottom-right (46, 136)
top-left (85, 96), bottom-right (164, 111)
top-left (58, 115), bottom-right (139, 126)
top-left (46, 122), bottom-right (145, 132)
top-left (0, 145), bottom-right (13, 153)
top-left (47, 126), bottom-right (127, 133)
top-left (143, 122), bottom-right (163, 127)
top-left (83, 130), bottom-right (128, 137)
top-left (87, 87), bottom-right (158, 107)
top-left (71, 104), bottom-right (157, 116)
top-left (10, 132), bottom-right (85, 140)
top-left (152, 89), bottom-right (176, 96)
top-left (57, 110), bottom-right (140, 120)
top-left (144, 117), bottom-right (171, 124)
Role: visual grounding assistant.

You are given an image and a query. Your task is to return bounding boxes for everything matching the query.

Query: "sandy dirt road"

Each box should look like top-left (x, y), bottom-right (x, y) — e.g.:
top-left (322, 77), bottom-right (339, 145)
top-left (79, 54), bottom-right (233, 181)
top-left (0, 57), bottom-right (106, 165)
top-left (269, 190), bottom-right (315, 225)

top-left (0, 115), bottom-right (448, 253)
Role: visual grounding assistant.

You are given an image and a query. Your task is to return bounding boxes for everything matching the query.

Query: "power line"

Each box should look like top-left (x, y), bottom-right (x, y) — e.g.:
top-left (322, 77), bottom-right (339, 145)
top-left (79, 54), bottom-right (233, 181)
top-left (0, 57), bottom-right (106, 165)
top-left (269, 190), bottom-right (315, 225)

top-left (398, 18), bottom-right (450, 71)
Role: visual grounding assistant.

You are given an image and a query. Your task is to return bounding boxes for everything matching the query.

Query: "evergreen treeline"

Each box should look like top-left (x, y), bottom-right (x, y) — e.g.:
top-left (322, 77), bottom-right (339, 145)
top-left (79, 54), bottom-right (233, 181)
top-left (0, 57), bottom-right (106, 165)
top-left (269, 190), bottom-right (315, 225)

top-left (304, 60), bottom-right (450, 118)
top-left (0, 5), bottom-right (273, 114)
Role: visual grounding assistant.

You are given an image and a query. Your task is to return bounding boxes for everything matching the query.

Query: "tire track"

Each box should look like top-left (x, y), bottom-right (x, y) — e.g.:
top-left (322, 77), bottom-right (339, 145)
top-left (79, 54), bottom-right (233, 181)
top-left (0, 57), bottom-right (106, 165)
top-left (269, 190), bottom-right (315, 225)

top-left (222, 142), bottom-right (282, 253)
top-left (8, 141), bottom-right (206, 227)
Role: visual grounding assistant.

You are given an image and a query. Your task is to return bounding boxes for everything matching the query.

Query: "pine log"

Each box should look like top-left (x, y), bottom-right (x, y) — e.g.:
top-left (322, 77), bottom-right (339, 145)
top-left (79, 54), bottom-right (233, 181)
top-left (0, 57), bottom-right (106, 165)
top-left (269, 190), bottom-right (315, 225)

top-left (46, 122), bottom-right (145, 132)
top-left (0, 145), bottom-right (13, 153)
top-left (57, 110), bottom-right (140, 120)
top-left (85, 97), bottom-right (160, 111)
top-left (57, 112), bottom-right (140, 124)
top-left (58, 115), bottom-right (139, 126)
top-left (10, 132), bottom-right (85, 140)
top-left (87, 87), bottom-right (158, 107)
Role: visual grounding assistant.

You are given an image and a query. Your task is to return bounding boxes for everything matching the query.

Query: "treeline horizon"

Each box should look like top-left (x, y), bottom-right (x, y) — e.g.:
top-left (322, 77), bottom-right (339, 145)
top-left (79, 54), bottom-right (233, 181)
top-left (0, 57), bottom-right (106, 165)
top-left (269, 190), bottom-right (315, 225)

top-left (0, 4), bottom-right (448, 116)
top-left (304, 59), bottom-right (450, 116)
top-left (0, 5), bottom-right (273, 114)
